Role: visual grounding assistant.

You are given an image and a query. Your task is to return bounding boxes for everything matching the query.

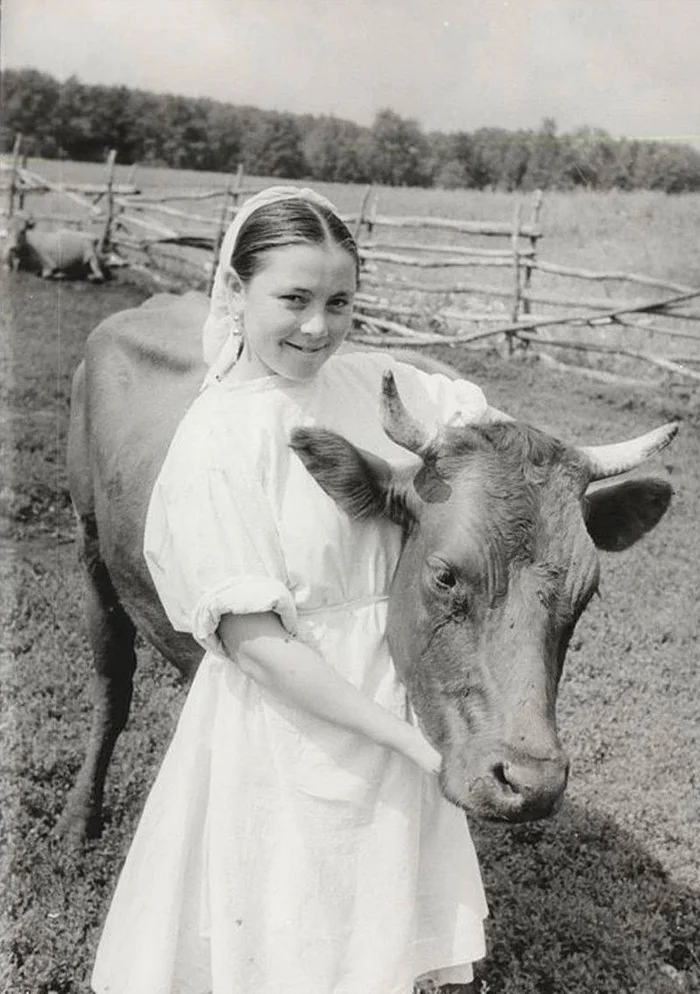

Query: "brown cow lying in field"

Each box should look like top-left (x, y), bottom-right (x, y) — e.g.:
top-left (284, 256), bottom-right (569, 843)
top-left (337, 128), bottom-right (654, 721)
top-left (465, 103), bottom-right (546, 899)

top-left (59, 291), bottom-right (678, 842)
top-left (3, 212), bottom-right (106, 281)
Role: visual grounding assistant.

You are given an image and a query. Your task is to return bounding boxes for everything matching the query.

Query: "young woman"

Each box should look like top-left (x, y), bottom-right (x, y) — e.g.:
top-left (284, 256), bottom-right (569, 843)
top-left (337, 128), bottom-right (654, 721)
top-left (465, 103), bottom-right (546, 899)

top-left (91, 187), bottom-right (490, 994)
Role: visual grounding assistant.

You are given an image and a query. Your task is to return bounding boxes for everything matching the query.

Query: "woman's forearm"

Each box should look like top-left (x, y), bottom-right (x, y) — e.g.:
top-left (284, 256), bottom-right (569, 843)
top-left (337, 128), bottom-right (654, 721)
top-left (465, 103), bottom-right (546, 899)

top-left (218, 612), bottom-right (441, 774)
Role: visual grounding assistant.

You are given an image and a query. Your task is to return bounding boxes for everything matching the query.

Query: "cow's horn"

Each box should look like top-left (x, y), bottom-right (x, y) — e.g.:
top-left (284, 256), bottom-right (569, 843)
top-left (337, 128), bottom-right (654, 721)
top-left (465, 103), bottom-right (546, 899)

top-left (579, 420), bottom-right (680, 480)
top-left (381, 371), bottom-right (435, 456)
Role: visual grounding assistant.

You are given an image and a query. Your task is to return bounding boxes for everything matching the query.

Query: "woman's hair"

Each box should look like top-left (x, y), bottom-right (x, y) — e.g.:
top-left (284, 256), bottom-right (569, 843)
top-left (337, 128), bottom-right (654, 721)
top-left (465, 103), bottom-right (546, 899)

top-left (230, 198), bottom-right (360, 283)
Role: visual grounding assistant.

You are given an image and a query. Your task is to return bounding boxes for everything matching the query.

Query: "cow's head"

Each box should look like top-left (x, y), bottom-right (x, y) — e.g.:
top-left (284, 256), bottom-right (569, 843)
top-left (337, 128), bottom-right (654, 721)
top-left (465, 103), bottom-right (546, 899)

top-left (291, 371), bottom-right (678, 823)
top-left (8, 210), bottom-right (35, 237)
top-left (2, 211), bottom-right (35, 270)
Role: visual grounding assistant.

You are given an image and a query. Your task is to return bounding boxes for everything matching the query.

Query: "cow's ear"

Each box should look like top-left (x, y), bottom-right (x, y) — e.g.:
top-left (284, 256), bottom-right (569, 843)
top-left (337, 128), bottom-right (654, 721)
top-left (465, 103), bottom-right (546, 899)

top-left (290, 427), bottom-right (413, 524)
top-left (584, 477), bottom-right (673, 552)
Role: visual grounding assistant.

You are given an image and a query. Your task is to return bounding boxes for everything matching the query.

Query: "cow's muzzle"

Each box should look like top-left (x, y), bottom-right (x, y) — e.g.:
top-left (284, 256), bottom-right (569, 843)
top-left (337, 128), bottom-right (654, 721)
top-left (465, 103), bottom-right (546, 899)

top-left (489, 749), bottom-right (570, 821)
top-left (443, 746), bottom-right (570, 823)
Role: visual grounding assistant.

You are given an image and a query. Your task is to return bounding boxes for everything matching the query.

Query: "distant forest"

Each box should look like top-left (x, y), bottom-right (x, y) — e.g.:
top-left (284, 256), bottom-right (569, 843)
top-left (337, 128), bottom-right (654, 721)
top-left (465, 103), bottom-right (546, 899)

top-left (3, 68), bottom-right (700, 193)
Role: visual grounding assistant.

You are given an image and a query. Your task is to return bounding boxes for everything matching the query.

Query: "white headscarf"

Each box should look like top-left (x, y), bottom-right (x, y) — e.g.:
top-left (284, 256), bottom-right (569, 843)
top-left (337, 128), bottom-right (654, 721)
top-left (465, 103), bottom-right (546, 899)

top-left (201, 185), bottom-right (342, 388)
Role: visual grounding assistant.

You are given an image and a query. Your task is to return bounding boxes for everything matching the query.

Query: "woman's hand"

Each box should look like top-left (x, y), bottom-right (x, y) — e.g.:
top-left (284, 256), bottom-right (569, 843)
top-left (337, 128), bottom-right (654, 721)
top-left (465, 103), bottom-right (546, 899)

top-left (395, 722), bottom-right (442, 776)
top-left (219, 611), bottom-right (443, 776)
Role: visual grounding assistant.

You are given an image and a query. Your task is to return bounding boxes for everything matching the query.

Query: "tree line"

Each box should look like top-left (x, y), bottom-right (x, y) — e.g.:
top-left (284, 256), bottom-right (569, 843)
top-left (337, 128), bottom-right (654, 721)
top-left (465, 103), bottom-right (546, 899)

top-left (3, 68), bottom-right (700, 193)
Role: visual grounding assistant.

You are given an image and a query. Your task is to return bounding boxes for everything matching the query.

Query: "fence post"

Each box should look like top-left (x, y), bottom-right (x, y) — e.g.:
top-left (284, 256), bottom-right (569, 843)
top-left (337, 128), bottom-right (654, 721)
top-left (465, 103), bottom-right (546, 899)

top-left (7, 133), bottom-right (22, 218)
top-left (18, 149), bottom-right (29, 212)
top-left (125, 161), bottom-right (138, 189)
top-left (208, 163), bottom-right (244, 295)
top-left (98, 148), bottom-right (117, 256)
top-left (508, 201), bottom-right (522, 354)
top-left (357, 192), bottom-right (379, 290)
top-left (367, 192), bottom-right (378, 239)
top-left (353, 185), bottom-right (372, 243)
top-left (523, 189), bottom-right (543, 320)
top-left (230, 162), bottom-right (245, 211)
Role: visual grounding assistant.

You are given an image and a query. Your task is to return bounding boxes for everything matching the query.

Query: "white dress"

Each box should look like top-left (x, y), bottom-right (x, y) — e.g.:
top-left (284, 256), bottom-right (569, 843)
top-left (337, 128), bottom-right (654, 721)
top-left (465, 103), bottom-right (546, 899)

top-left (91, 350), bottom-right (490, 994)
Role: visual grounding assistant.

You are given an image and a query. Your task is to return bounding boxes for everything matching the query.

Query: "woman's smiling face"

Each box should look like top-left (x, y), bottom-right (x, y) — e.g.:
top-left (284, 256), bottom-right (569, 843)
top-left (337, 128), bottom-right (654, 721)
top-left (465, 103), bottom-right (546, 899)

top-left (227, 242), bottom-right (357, 382)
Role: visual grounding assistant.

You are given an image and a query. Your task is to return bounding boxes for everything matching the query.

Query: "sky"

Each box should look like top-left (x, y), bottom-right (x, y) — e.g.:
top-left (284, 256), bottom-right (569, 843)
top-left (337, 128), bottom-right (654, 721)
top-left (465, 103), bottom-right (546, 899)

top-left (3, 0), bottom-right (699, 142)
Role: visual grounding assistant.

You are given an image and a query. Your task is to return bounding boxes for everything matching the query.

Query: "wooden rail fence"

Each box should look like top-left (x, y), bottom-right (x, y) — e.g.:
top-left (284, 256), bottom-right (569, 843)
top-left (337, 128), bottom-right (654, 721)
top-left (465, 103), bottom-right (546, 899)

top-left (2, 137), bottom-right (699, 384)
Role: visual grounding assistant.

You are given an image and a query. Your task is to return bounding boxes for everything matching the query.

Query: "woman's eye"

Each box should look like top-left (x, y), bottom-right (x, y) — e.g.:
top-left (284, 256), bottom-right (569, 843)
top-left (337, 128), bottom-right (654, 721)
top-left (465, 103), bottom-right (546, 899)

top-left (328, 298), bottom-right (350, 312)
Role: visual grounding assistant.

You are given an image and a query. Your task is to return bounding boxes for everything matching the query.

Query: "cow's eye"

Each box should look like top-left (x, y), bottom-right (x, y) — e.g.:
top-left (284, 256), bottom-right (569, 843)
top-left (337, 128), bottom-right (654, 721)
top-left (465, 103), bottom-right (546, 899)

top-left (436, 568), bottom-right (456, 588)
top-left (428, 559), bottom-right (457, 591)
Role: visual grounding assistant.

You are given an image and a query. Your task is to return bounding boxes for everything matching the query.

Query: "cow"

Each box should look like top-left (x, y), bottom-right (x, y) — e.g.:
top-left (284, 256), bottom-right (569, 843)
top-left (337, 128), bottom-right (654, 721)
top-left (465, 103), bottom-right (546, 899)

top-left (58, 290), bottom-right (678, 842)
top-left (3, 212), bottom-right (106, 281)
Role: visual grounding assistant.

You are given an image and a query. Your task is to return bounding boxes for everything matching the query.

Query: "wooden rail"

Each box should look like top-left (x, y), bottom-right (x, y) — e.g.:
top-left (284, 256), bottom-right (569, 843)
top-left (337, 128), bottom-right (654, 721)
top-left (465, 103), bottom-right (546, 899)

top-left (360, 249), bottom-right (516, 269)
top-left (530, 259), bottom-right (699, 295)
top-left (120, 185), bottom-right (262, 204)
top-left (361, 240), bottom-right (534, 259)
top-left (118, 199), bottom-right (216, 226)
top-left (516, 333), bottom-right (700, 382)
top-left (368, 213), bottom-right (542, 238)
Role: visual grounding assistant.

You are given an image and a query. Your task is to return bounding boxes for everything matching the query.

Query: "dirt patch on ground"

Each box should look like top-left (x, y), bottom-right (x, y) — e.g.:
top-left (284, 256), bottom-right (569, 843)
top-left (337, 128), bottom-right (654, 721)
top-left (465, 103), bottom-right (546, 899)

top-left (1, 271), bottom-right (698, 993)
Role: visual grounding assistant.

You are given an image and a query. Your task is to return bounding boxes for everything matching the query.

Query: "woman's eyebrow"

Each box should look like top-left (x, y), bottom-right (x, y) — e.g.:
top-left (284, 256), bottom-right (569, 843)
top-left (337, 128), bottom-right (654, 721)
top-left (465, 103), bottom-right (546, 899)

top-left (275, 284), bottom-right (312, 293)
top-left (276, 284), bottom-right (353, 295)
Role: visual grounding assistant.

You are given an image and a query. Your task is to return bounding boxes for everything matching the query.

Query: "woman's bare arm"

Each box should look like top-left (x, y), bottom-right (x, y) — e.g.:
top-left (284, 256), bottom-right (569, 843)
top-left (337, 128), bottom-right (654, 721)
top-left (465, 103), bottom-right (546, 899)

top-left (218, 611), bottom-right (441, 775)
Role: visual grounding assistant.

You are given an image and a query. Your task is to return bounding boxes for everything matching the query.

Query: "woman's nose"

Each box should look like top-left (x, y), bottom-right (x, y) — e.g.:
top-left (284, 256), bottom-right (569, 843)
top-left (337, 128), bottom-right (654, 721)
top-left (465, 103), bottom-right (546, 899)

top-left (300, 310), bottom-right (326, 336)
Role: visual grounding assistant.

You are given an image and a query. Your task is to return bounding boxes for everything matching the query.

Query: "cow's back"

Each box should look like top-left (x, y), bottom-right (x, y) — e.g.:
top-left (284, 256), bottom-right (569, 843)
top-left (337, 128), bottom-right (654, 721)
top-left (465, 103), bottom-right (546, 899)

top-left (70, 291), bottom-right (209, 672)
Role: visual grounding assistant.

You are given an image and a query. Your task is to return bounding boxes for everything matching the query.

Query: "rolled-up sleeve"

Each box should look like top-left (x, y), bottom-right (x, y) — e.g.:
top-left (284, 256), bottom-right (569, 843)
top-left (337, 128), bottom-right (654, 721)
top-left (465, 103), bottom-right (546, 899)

top-left (145, 455), bottom-right (297, 659)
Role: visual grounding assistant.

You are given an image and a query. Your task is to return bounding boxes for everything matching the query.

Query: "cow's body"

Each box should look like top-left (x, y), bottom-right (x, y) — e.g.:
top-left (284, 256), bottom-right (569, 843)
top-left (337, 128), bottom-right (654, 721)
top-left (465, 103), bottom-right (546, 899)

top-left (60, 291), bottom-right (677, 841)
top-left (3, 214), bottom-right (106, 281)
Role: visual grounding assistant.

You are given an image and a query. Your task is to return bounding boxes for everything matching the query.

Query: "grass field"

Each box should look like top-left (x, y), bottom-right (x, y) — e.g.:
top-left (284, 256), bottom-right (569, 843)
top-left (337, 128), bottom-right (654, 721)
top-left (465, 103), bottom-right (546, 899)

top-left (1, 170), bottom-right (699, 993)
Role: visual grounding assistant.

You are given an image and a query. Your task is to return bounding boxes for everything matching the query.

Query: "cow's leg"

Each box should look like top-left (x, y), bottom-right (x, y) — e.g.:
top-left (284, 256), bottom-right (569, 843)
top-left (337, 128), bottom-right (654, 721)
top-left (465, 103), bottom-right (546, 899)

top-left (57, 514), bottom-right (137, 842)
top-left (85, 248), bottom-right (105, 283)
top-left (36, 256), bottom-right (59, 279)
top-left (27, 240), bottom-right (61, 279)
top-left (44, 266), bottom-right (64, 280)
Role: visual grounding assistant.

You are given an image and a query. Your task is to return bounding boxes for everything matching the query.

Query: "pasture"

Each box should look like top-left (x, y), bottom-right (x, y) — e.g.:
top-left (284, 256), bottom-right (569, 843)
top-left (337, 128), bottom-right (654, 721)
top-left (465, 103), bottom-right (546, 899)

top-left (1, 173), bottom-right (699, 994)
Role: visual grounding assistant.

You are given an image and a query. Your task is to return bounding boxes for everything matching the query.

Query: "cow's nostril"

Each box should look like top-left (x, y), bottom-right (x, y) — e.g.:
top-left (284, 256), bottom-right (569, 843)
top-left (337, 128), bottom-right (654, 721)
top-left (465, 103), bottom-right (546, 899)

top-left (475, 752), bottom-right (570, 821)
top-left (495, 755), bottom-right (569, 798)
top-left (491, 762), bottom-right (516, 792)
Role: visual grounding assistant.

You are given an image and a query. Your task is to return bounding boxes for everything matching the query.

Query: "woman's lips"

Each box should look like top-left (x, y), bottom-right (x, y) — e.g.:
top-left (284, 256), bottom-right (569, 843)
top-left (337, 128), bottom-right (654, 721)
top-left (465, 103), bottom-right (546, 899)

top-left (285, 341), bottom-right (328, 354)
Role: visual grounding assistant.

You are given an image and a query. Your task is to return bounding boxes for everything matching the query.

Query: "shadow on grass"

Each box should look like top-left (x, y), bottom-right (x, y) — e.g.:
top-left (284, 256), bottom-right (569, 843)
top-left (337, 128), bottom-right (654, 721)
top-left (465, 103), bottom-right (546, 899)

top-left (5, 793), bottom-right (697, 994)
top-left (463, 800), bottom-right (699, 994)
